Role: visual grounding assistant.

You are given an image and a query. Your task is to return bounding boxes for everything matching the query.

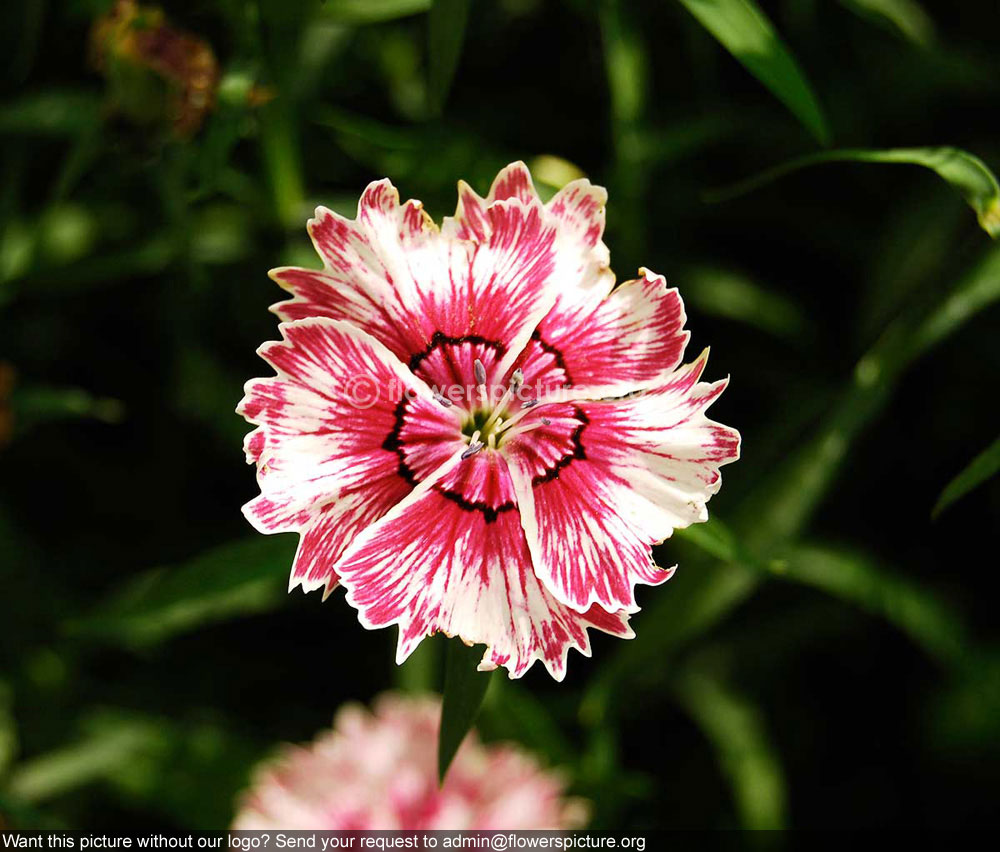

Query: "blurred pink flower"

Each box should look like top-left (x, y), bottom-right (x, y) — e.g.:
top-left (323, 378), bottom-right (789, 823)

top-left (232, 694), bottom-right (588, 830)
top-left (239, 162), bottom-right (740, 680)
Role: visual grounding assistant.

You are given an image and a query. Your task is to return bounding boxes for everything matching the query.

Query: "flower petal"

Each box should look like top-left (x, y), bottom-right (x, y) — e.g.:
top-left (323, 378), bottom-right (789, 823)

top-left (238, 317), bottom-right (460, 540)
top-left (505, 351), bottom-right (741, 613)
top-left (509, 268), bottom-right (689, 398)
top-left (332, 450), bottom-right (632, 680)
top-left (270, 176), bottom-right (566, 389)
top-left (289, 475), bottom-right (409, 594)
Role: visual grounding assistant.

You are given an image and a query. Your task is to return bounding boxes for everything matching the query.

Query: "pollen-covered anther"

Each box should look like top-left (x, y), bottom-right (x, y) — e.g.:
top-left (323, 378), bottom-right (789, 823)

top-left (462, 441), bottom-right (485, 459)
top-left (480, 370), bottom-right (527, 436)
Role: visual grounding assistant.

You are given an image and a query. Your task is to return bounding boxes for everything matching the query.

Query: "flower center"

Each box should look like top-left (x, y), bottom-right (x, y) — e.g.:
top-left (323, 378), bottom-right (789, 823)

top-left (454, 362), bottom-right (547, 458)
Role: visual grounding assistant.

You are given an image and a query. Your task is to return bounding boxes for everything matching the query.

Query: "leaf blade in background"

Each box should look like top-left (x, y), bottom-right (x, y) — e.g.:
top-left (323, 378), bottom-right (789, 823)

top-left (741, 243), bottom-right (1000, 551)
top-left (581, 560), bottom-right (759, 726)
top-left (1, 709), bottom-right (264, 828)
top-left (707, 147), bottom-right (1000, 238)
top-left (775, 545), bottom-right (965, 665)
top-left (589, 242), bottom-right (1000, 721)
top-left (0, 681), bottom-right (16, 780)
top-left (672, 664), bottom-right (787, 829)
top-left (933, 434), bottom-right (1000, 519)
top-left (600, 0), bottom-right (650, 259)
top-left (527, 155), bottom-right (587, 202)
top-left (438, 638), bottom-right (493, 782)
top-left (839, 0), bottom-right (935, 47)
top-left (427, 0), bottom-right (472, 116)
top-left (11, 384), bottom-right (124, 435)
top-left (3, 717), bottom-right (164, 804)
top-left (680, 265), bottom-right (810, 341)
top-left (323, 0), bottom-right (433, 24)
top-left (0, 91), bottom-right (102, 137)
top-left (675, 0), bottom-right (830, 143)
top-left (674, 516), bottom-right (743, 564)
top-left (65, 537), bottom-right (295, 648)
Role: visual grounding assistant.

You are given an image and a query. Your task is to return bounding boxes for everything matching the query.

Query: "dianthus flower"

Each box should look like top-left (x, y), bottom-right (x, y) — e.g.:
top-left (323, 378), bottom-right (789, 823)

top-left (232, 694), bottom-right (587, 830)
top-left (239, 162), bottom-right (740, 679)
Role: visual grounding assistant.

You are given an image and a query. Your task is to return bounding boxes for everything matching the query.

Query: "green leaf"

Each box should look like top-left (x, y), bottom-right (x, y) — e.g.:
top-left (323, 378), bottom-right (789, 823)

top-left (427, 0), bottom-right (472, 116)
top-left (674, 516), bottom-right (743, 564)
top-left (0, 91), bottom-right (102, 137)
top-left (259, 100), bottom-right (306, 228)
top-left (839, 0), bottom-right (935, 47)
top-left (4, 717), bottom-right (163, 803)
top-left (707, 147), bottom-right (1000, 238)
top-left (65, 537), bottom-right (294, 648)
top-left (480, 679), bottom-right (575, 767)
top-left (674, 0), bottom-right (830, 144)
top-left (681, 265), bottom-right (810, 341)
top-left (395, 634), bottom-right (440, 693)
top-left (775, 545), bottom-right (966, 665)
top-left (0, 681), bottom-right (17, 780)
top-left (11, 385), bottom-right (124, 434)
top-left (742, 243), bottom-right (1000, 550)
top-left (590, 242), bottom-right (1000, 722)
top-left (933, 434), bottom-right (1000, 519)
top-left (602, 1), bottom-right (648, 129)
top-left (438, 638), bottom-right (493, 782)
top-left (323, 0), bottom-right (432, 23)
top-left (672, 663), bottom-right (787, 829)
top-left (1, 709), bottom-right (263, 827)
top-left (581, 560), bottom-right (759, 726)
top-left (527, 155), bottom-right (587, 202)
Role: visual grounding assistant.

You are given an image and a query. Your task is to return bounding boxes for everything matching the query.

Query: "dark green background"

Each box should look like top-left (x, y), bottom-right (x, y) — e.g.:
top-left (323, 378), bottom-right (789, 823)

top-left (1, 0), bottom-right (998, 831)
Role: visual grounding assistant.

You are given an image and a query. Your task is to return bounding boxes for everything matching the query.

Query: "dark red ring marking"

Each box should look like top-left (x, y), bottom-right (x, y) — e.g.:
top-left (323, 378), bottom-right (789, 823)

top-left (408, 331), bottom-right (505, 373)
top-left (382, 333), bottom-right (585, 522)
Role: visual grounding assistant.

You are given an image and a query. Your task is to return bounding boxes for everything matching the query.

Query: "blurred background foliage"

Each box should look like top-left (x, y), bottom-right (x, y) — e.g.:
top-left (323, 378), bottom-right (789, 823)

top-left (1, 0), bottom-right (999, 831)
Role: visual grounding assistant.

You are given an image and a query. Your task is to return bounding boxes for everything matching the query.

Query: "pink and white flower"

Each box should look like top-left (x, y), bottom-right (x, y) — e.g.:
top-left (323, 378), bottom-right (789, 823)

top-left (239, 162), bottom-right (740, 680)
top-left (231, 693), bottom-right (588, 830)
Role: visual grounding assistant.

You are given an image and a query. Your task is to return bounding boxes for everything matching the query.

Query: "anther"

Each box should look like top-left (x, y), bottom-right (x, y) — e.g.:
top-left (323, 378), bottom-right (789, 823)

top-left (474, 359), bottom-right (487, 387)
top-left (541, 417), bottom-right (551, 426)
top-left (521, 399), bottom-right (539, 409)
top-left (433, 392), bottom-right (453, 407)
top-left (461, 442), bottom-right (484, 459)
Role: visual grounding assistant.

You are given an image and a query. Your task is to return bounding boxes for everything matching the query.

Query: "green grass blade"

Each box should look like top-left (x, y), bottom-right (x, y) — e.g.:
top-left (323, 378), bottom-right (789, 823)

top-left (438, 638), bottom-right (493, 783)
top-left (65, 537), bottom-right (294, 648)
top-left (323, 0), bottom-right (432, 23)
top-left (0, 681), bottom-right (16, 780)
top-left (0, 91), bottom-right (102, 137)
top-left (427, 0), bottom-right (472, 116)
top-left (675, 0), bottom-right (830, 144)
top-left (481, 679), bottom-right (575, 767)
top-left (589, 243), bottom-right (1000, 721)
top-left (581, 560), bottom-right (759, 726)
top-left (775, 545), bottom-right (966, 665)
top-left (674, 516), bottom-right (743, 563)
top-left (681, 265), bottom-right (811, 342)
top-left (707, 147), bottom-right (1000, 238)
top-left (932, 434), bottom-right (1000, 519)
top-left (839, 0), bottom-right (935, 47)
top-left (3, 718), bottom-right (162, 803)
top-left (672, 664), bottom-right (787, 829)
top-left (742, 243), bottom-right (1000, 550)
top-left (11, 384), bottom-right (123, 432)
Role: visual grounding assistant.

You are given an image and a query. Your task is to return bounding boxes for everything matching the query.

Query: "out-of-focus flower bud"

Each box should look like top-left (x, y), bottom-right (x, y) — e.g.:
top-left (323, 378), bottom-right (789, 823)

top-left (90, 0), bottom-right (219, 137)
